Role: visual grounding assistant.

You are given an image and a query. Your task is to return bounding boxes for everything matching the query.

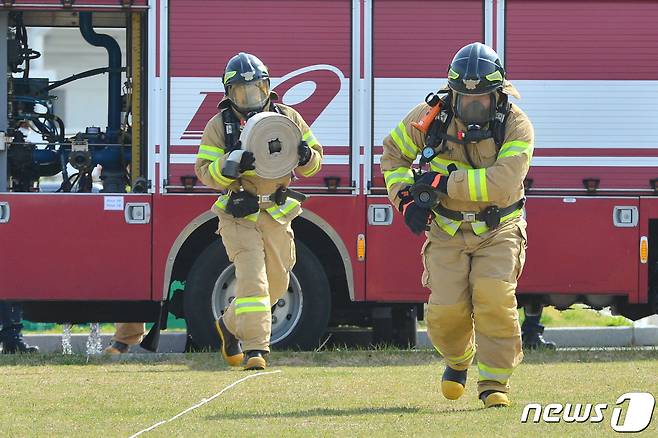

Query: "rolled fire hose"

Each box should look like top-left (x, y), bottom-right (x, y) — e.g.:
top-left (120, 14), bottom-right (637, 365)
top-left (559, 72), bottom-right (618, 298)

top-left (239, 112), bottom-right (302, 179)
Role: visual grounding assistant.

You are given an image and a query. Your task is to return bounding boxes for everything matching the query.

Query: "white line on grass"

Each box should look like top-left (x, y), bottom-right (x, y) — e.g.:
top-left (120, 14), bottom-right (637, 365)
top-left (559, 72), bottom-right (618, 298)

top-left (128, 370), bottom-right (283, 437)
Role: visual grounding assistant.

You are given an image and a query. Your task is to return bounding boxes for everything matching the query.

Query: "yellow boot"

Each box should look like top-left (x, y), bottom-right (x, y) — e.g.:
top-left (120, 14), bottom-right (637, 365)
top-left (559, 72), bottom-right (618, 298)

top-left (103, 341), bottom-right (129, 354)
top-left (215, 318), bottom-right (244, 367)
top-left (480, 390), bottom-right (510, 408)
top-left (243, 350), bottom-right (268, 371)
top-left (441, 366), bottom-right (467, 400)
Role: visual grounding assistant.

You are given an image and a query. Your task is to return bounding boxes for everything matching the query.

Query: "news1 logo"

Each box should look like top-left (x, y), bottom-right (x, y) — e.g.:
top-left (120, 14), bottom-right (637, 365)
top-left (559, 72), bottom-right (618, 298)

top-left (521, 392), bottom-right (655, 433)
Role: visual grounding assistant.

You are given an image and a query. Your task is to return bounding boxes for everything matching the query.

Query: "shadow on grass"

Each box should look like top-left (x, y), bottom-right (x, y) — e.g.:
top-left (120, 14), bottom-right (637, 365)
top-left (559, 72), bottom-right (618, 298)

top-left (206, 406), bottom-right (423, 420)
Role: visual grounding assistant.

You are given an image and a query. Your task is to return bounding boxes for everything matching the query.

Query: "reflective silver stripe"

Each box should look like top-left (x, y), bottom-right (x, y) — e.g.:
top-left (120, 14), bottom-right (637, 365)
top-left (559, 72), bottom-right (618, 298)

top-left (498, 140), bottom-right (533, 163)
top-left (383, 167), bottom-right (414, 190)
top-left (197, 144), bottom-right (225, 161)
top-left (432, 212), bottom-right (461, 236)
top-left (478, 363), bottom-right (513, 384)
top-left (467, 168), bottom-right (488, 202)
top-left (234, 296), bottom-right (270, 315)
top-left (390, 122), bottom-right (418, 159)
top-left (266, 198), bottom-right (300, 220)
top-left (429, 158), bottom-right (472, 174)
top-left (302, 130), bottom-right (319, 147)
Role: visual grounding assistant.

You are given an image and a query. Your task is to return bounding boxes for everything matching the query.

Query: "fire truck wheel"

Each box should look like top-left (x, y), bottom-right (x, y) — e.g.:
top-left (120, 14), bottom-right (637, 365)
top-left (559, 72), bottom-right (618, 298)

top-left (183, 239), bottom-right (331, 351)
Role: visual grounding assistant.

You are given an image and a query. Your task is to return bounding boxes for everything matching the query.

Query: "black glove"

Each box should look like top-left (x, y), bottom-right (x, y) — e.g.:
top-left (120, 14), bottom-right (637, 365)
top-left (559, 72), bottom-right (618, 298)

top-left (415, 171), bottom-right (448, 194)
top-left (398, 187), bottom-right (431, 235)
top-left (298, 140), bottom-right (312, 166)
top-left (238, 151), bottom-right (256, 173)
top-left (226, 190), bottom-right (259, 218)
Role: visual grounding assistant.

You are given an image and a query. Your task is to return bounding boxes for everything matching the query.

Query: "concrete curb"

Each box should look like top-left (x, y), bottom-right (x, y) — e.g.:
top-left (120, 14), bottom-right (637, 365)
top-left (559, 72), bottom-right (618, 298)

top-left (20, 333), bottom-right (187, 354)
top-left (20, 326), bottom-right (658, 354)
top-left (417, 326), bottom-right (658, 348)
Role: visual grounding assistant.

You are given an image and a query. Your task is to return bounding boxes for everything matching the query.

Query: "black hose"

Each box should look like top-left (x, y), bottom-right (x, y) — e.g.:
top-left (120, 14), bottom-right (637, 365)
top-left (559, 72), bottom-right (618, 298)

top-left (79, 12), bottom-right (122, 140)
top-left (41, 67), bottom-right (127, 93)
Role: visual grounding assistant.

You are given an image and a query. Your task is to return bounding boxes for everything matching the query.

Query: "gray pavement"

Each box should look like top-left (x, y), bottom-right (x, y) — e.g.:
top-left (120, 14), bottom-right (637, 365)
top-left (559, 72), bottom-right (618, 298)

top-left (18, 323), bottom-right (658, 354)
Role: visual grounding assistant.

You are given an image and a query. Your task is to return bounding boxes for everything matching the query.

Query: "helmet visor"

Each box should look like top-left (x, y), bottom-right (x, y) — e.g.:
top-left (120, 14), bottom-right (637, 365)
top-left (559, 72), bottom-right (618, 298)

top-left (228, 80), bottom-right (270, 113)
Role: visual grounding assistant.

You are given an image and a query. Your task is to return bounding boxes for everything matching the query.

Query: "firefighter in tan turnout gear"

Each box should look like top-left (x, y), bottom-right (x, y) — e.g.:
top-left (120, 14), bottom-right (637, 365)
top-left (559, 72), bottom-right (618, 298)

top-left (381, 43), bottom-right (533, 407)
top-left (195, 53), bottom-right (322, 370)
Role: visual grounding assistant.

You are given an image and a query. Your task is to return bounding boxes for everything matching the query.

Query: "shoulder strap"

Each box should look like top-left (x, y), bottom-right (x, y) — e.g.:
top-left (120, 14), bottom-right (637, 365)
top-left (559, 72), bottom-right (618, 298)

top-left (420, 93), bottom-right (453, 163)
top-left (491, 94), bottom-right (511, 151)
top-left (220, 107), bottom-right (241, 152)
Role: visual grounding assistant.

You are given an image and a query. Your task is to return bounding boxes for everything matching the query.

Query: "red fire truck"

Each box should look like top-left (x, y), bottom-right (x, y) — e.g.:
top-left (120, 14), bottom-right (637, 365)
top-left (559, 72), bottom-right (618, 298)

top-left (1, 0), bottom-right (656, 351)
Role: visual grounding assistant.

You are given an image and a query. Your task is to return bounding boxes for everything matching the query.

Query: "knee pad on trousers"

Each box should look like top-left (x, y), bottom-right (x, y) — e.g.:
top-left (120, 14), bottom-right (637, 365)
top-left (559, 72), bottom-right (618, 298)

top-left (472, 277), bottom-right (520, 338)
top-left (427, 301), bottom-right (474, 353)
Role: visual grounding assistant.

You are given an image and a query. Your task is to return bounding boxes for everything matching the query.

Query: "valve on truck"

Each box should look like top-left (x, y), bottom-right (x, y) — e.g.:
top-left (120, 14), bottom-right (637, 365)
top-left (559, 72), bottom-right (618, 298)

top-left (4, 11), bottom-right (136, 194)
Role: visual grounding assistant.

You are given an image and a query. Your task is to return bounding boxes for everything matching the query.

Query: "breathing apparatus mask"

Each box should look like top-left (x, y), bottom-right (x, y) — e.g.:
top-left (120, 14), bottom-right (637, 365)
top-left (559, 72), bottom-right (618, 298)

top-left (454, 91), bottom-right (496, 129)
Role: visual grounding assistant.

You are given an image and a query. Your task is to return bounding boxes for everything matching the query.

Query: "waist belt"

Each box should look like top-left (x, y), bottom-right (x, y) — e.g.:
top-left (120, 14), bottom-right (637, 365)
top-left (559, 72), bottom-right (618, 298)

top-left (257, 187), bottom-right (308, 206)
top-left (434, 199), bottom-right (525, 229)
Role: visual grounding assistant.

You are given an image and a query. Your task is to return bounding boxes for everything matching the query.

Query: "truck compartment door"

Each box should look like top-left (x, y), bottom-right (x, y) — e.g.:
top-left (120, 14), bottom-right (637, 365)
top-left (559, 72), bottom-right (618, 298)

top-left (0, 193), bottom-right (152, 300)
top-left (519, 196), bottom-right (640, 299)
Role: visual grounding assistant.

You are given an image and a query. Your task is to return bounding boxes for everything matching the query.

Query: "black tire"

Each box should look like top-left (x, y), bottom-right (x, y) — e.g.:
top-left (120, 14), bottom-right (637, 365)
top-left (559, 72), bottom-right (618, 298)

top-left (183, 238), bottom-right (331, 351)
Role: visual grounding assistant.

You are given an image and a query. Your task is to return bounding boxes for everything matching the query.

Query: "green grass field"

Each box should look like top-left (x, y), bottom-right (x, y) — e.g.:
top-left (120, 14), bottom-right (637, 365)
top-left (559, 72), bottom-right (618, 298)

top-left (1, 349), bottom-right (656, 437)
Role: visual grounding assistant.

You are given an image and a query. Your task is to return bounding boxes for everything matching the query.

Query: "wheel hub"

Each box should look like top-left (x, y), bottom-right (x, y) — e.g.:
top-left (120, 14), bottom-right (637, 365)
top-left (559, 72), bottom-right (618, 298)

top-left (211, 264), bottom-right (304, 345)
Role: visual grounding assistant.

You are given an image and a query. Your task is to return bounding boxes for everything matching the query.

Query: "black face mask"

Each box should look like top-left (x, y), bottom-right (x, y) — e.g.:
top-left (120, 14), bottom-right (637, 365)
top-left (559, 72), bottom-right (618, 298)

top-left (455, 93), bottom-right (495, 126)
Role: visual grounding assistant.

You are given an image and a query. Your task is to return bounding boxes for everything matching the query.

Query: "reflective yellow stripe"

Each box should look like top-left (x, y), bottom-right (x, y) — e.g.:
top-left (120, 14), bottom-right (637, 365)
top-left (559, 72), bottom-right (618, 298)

top-left (266, 198), bottom-right (300, 221)
top-left (485, 70), bottom-right (503, 82)
top-left (432, 212), bottom-right (461, 236)
top-left (299, 155), bottom-right (321, 177)
top-left (471, 221), bottom-right (489, 235)
top-left (214, 194), bottom-right (229, 210)
top-left (302, 130), bottom-right (319, 148)
top-left (197, 153), bottom-right (218, 161)
top-left (244, 212), bottom-right (259, 222)
top-left (429, 158), bottom-right (472, 174)
top-left (498, 140), bottom-right (533, 164)
top-left (223, 70), bottom-right (237, 83)
top-left (470, 208), bottom-right (523, 235)
top-left (214, 195), bottom-right (259, 221)
top-left (199, 144), bottom-right (225, 155)
top-left (208, 160), bottom-right (235, 187)
top-left (501, 207), bottom-right (522, 223)
top-left (196, 144), bottom-right (225, 161)
top-left (439, 344), bottom-right (476, 368)
top-left (234, 295), bottom-right (270, 315)
top-left (235, 296), bottom-right (270, 304)
top-left (383, 167), bottom-right (415, 191)
top-left (478, 362), bottom-right (514, 384)
top-left (390, 122), bottom-right (418, 159)
top-left (467, 168), bottom-right (488, 202)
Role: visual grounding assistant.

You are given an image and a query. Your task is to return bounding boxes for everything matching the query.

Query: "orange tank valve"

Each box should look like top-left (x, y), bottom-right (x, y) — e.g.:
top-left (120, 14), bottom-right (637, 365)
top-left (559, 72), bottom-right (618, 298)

top-left (411, 93), bottom-right (442, 134)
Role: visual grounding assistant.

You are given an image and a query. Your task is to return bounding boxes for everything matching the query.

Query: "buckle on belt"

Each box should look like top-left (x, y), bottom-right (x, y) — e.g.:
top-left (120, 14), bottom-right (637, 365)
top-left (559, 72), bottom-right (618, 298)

top-left (257, 194), bottom-right (272, 204)
top-left (462, 212), bottom-right (477, 222)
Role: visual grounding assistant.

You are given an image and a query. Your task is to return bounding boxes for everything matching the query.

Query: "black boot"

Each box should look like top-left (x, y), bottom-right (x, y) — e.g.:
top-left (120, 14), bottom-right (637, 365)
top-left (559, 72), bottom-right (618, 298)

top-left (215, 317), bottom-right (243, 367)
top-left (0, 314), bottom-right (38, 354)
top-left (522, 305), bottom-right (557, 350)
top-left (104, 341), bottom-right (130, 354)
top-left (522, 330), bottom-right (557, 350)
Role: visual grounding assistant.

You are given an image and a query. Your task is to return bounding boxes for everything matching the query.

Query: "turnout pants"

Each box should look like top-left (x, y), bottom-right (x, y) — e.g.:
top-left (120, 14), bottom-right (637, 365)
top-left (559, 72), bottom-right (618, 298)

top-left (219, 211), bottom-right (296, 352)
top-left (424, 217), bottom-right (527, 394)
top-left (0, 302), bottom-right (25, 344)
top-left (112, 323), bottom-right (145, 345)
